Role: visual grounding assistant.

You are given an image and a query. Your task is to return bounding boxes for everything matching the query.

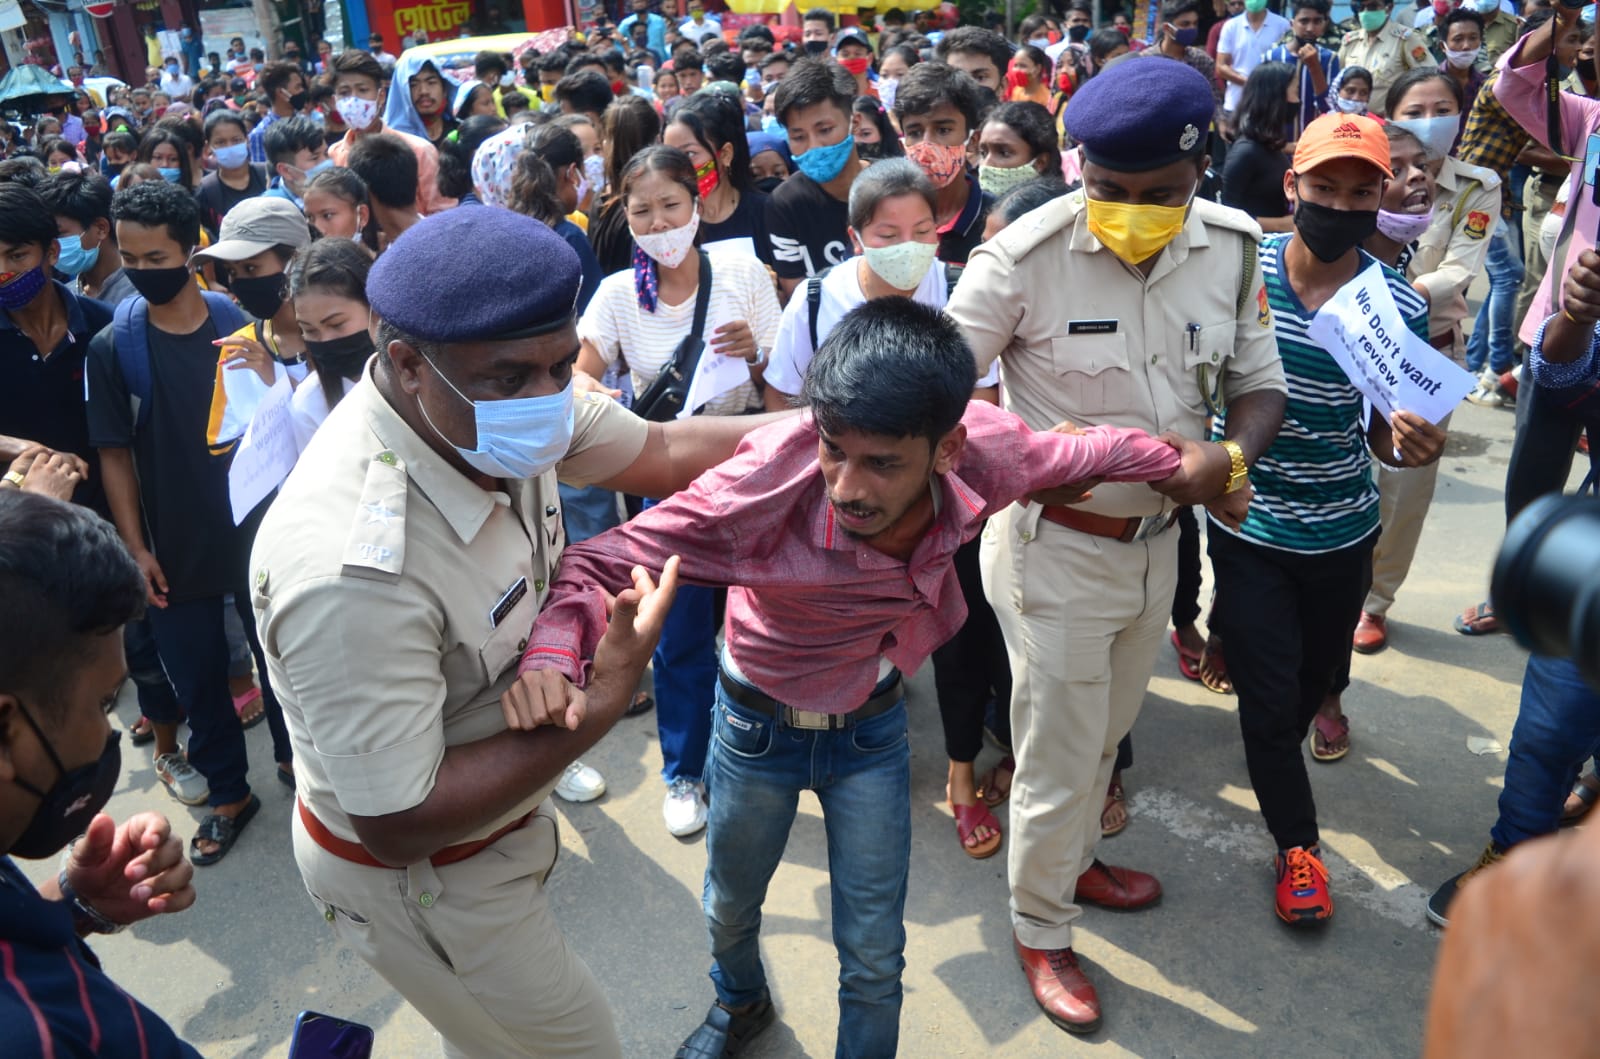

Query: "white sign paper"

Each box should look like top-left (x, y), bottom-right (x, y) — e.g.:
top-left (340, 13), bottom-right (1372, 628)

top-left (679, 349), bottom-right (754, 418)
top-left (1305, 262), bottom-right (1477, 425)
top-left (228, 377), bottom-right (298, 524)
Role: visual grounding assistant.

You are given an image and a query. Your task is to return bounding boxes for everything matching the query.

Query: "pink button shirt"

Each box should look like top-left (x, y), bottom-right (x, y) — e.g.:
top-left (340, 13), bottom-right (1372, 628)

top-left (521, 400), bottom-right (1180, 714)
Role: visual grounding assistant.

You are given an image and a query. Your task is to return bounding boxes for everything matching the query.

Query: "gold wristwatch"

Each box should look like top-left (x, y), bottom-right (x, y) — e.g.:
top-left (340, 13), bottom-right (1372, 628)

top-left (1219, 440), bottom-right (1248, 494)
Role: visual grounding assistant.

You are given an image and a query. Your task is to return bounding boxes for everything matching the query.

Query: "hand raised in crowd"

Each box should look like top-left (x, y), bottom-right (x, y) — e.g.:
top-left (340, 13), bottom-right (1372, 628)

top-left (711, 320), bottom-right (759, 363)
top-left (5, 446), bottom-right (88, 501)
top-left (1390, 410), bottom-right (1447, 467)
top-left (63, 812), bottom-right (197, 926)
top-left (1560, 248), bottom-right (1600, 326)
top-left (593, 556), bottom-right (682, 680)
top-left (214, 333), bottom-right (276, 386)
top-left (1026, 419), bottom-right (1103, 507)
top-left (1150, 434), bottom-right (1233, 505)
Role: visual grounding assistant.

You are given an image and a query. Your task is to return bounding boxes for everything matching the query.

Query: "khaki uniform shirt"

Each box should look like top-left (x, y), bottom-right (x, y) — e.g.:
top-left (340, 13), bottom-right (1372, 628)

top-left (945, 191), bottom-right (1286, 524)
top-left (1478, 8), bottom-right (1520, 73)
top-left (1410, 155), bottom-right (1502, 359)
top-left (1339, 20), bottom-right (1431, 115)
top-left (252, 369), bottom-right (647, 846)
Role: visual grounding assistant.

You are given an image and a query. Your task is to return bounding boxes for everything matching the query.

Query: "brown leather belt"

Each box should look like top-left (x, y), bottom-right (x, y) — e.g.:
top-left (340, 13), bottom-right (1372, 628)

top-left (1039, 505), bottom-right (1179, 543)
top-left (297, 798), bottom-right (531, 869)
top-left (718, 669), bottom-right (902, 731)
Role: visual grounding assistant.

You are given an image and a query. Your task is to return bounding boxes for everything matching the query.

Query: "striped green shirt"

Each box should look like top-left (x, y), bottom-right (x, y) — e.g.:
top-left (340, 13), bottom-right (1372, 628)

top-left (1213, 234), bottom-right (1429, 554)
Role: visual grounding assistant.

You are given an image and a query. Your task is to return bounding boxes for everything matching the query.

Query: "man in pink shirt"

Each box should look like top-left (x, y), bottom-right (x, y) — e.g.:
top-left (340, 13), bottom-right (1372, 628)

top-left (504, 299), bottom-right (1183, 1059)
top-left (326, 50), bottom-right (455, 215)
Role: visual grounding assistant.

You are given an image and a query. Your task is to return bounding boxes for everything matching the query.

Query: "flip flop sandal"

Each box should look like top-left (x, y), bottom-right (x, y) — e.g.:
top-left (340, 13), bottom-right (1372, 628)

top-left (1562, 775), bottom-right (1600, 825)
top-left (625, 692), bottom-right (655, 717)
top-left (1199, 640), bottom-right (1234, 695)
top-left (1454, 602), bottom-right (1502, 636)
top-left (233, 687), bottom-right (265, 730)
top-left (1171, 630), bottom-right (1202, 682)
top-left (951, 801), bottom-right (1003, 860)
top-left (1311, 713), bottom-right (1351, 763)
top-left (129, 715), bottom-right (155, 746)
top-left (978, 754), bottom-right (1015, 808)
top-left (1101, 779), bottom-right (1128, 838)
top-left (190, 794), bottom-right (261, 866)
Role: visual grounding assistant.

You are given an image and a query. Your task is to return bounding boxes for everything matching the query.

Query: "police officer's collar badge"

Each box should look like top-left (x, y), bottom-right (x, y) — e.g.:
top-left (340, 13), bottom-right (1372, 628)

top-left (1179, 124), bottom-right (1200, 152)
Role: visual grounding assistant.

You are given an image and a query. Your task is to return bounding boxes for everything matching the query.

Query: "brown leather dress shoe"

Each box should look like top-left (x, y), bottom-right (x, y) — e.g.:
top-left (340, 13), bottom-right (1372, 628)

top-left (1352, 611), bottom-right (1387, 654)
top-left (1075, 859), bottom-right (1162, 910)
top-left (1014, 934), bottom-right (1102, 1034)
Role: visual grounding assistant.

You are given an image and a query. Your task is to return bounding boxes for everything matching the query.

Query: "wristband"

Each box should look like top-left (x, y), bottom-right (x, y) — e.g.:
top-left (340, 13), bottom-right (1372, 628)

top-left (56, 867), bottom-right (126, 935)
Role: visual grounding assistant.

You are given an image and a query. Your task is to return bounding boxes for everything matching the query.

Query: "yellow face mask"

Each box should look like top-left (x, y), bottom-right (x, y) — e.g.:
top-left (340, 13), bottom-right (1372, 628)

top-left (539, 83), bottom-right (555, 103)
top-left (1084, 195), bottom-right (1191, 265)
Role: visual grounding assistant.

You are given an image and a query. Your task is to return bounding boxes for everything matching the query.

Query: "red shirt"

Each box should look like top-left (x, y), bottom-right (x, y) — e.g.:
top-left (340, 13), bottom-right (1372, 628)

top-left (521, 400), bottom-right (1179, 713)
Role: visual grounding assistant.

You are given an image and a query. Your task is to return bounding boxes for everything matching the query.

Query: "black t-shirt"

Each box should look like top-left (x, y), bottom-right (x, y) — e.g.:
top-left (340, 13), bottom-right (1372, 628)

top-left (0, 283), bottom-right (113, 517)
top-left (702, 188), bottom-right (773, 267)
top-left (1220, 138), bottom-right (1290, 223)
top-left (766, 173), bottom-right (852, 280)
top-left (195, 164), bottom-right (270, 233)
top-left (84, 310), bottom-right (242, 603)
top-left (937, 171), bottom-right (993, 267)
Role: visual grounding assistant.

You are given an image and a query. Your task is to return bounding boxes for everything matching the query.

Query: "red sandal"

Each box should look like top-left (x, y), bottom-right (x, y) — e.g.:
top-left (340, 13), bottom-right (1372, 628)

top-left (951, 801), bottom-right (1003, 859)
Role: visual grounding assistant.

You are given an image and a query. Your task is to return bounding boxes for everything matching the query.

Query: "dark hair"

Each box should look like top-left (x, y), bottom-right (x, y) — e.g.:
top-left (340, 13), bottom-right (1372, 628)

top-left (555, 70), bottom-right (613, 116)
top-left (892, 60), bottom-right (981, 134)
top-left (671, 47), bottom-right (704, 74)
top-left (603, 94), bottom-right (663, 195)
top-left (704, 50), bottom-right (744, 84)
top-left (1017, 13), bottom-right (1053, 39)
top-left (760, 50), bottom-right (794, 75)
top-left (1439, 6), bottom-right (1485, 37)
top-left (771, 58), bottom-right (855, 126)
top-left (672, 91), bottom-right (755, 192)
top-left (1160, 0), bottom-right (1204, 23)
top-left (935, 27), bottom-right (1013, 74)
top-left (1289, 0), bottom-right (1331, 15)
top-left (803, 298), bottom-right (975, 444)
top-left (600, 51), bottom-right (628, 78)
top-left (331, 49), bottom-right (385, 86)
top-left (1521, 8), bottom-right (1557, 37)
top-left (259, 60), bottom-right (302, 98)
top-left (984, 100), bottom-right (1062, 176)
top-left (203, 108), bottom-right (248, 141)
top-left (475, 50), bottom-right (509, 78)
top-left (347, 132), bottom-right (418, 209)
top-left (994, 177), bottom-right (1070, 225)
top-left (263, 115), bottom-right (324, 166)
top-left (1237, 62), bottom-right (1297, 151)
top-left (0, 492), bottom-right (145, 716)
top-left (39, 168), bottom-right (113, 227)
top-left (1015, 43), bottom-right (1053, 82)
top-left (803, 7), bottom-right (836, 29)
top-left (304, 165), bottom-right (379, 250)
top-left (1387, 66), bottom-right (1464, 113)
top-left (0, 184), bottom-right (60, 249)
top-left (287, 237), bottom-right (373, 407)
top-left (0, 160), bottom-right (45, 193)
top-left (739, 24), bottom-right (776, 47)
top-left (564, 53), bottom-right (606, 77)
top-left (1087, 27), bottom-right (1128, 62)
top-left (846, 157), bottom-right (933, 229)
top-left (1338, 65), bottom-right (1373, 90)
top-left (439, 113), bottom-right (508, 199)
top-left (135, 127), bottom-right (196, 187)
top-left (39, 138), bottom-right (77, 164)
top-left (852, 96), bottom-right (905, 158)
top-left (880, 44), bottom-right (921, 72)
top-left (111, 178), bottom-right (200, 251)
top-left (113, 163), bottom-right (162, 189)
top-left (620, 144), bottom-right (700, 209)
top-left (511, 123), bottom-right (583, 225)
top-left (153, 114), bottom-right (204, 158)
top-left (102, 130), bottom-right (138, 156)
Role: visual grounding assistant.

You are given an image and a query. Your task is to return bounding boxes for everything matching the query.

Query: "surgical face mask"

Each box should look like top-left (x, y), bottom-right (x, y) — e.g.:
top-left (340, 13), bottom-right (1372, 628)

top-left (1444, 46), bottom-right (1480, 69)
top-left (229, 271), bottom-right (288, 319)
top-left (1334, 95), bottom-right (1368, 114)
top-left (304, 330), bottom-right (372, 379)
top-left (55, 233), bottom-right (100, 278)
top-left (336, 94), bottom-right (379, 130)
top-left (1358, 8), bottom-right (1388, 31)
top-left (878, 76), bottom-right (899, 111)
top-left (1170, 24), bottom-right (1200, 46)
top-left (1293, 196), bottom-right (1379, 262)
top-left (1376, 204), bottom-right (1435, 243)
top-left (762, 113), bottom-right (783, 136)
top-left (125, 263), bottom-right (192, 305)
top-left (0, 264), bottom-right (47, 311)
top-left (500, 71), bottom-right (515, 87)
top-left (634, 208), bottom-right (701, 268)
top-left (158, 166), bottom-right (182, 184)
top-left (291, 156), bottom-right (334, 191)
top-left (862, 238), bottom-right (938, 290)
top-left (9, 712), bottom-right (121, 860)
top-left (979, 161), bottom-right (1041, 196)
top-left (213, 142), bottom-right (249, 169)
top-left (1084, 186), bottom-right (1195, 265)
top-left (416, 350), bottom-right (576, 480)
top-left (1391, 115), bottom-right (1457, 160)
top-left (793, 134), bottom-right (855, 183)
top-left (906, 139), bottom-right (968, 189)
top-left (1244, 0), bottom-right (1269, 11)
top-left (165, 63), bottom-right (179, 75)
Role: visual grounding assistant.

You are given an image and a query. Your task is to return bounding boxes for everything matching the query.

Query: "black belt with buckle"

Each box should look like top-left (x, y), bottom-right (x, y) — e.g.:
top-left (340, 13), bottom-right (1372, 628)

top-left (717, 669), bottom-right (903, 731)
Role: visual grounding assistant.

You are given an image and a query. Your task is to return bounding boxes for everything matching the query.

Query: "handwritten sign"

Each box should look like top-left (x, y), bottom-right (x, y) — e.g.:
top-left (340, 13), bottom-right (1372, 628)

top-left (228, 378), bottom-right (299, 525)
top-left (1305, 262), bottom-right (1477, 426)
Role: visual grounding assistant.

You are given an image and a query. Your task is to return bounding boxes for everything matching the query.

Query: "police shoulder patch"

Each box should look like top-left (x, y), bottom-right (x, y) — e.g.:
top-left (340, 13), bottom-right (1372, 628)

top-left (1257, 284), bottom-right (1272, 328)
top-left (1411, 44), bottom-right (1428, 61)
top-left (1464, 210), bottom-right (1490, 239)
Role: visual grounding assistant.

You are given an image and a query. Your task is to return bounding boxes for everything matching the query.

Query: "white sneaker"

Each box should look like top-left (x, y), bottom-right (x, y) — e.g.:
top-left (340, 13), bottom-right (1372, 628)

top-left (554, 761), bottom-right (606, 802)
top-left (154, 751), bottom-right (210, 806)
top-left (663, 778), bottom-right (708, 837)
top-left (1467, 367), bottom-right (1505, 407)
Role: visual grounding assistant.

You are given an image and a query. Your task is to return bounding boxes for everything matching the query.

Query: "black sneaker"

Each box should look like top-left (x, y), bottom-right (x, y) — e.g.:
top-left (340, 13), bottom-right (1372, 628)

top-left (676, 997), bottom-right (775, 1059)
top-left (1426, 842), bottom-right (1504, 927)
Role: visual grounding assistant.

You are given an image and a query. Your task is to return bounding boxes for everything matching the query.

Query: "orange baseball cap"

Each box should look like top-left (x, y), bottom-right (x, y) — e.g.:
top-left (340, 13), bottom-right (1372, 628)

top-left (1292, 112), bottom-right (1394, 178)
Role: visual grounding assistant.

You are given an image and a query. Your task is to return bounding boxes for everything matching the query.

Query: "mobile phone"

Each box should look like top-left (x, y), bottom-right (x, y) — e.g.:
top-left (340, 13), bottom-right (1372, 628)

top-left (287, 1010), bottom-right (375, 1059)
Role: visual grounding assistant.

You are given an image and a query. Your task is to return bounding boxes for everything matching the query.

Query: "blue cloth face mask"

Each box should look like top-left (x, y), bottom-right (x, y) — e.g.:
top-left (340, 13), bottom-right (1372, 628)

top-left (55, 234), bottom-right (100, 278)
top-left (0, 265), bottom-right (46, 310)
top-left (415, 350), bottom-right (576, 480)
top-left (792, 134), bottom-right (855, 183)
top-left (158, 166), bottom-right (182, 183)
top-left (762, 113), bottom-right (783, 136)
top-left (213, 142), bottom-right (249, 169)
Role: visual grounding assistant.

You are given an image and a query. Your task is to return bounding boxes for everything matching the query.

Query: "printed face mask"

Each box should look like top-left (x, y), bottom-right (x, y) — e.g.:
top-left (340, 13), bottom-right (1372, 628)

top-left (792, 134), bottom-right (856, 183)
top-left (979, 161), bottom-right (1041, 196)
top-left (336, 94), bottom-right (379, 130)
top-left (1375, 204), bottom-right (1435, 243)
top-left (905, 138), bottom-right (967, 189)
top-left (862, 238), bottom-right (938, 290)
top-left (633, 208), bottom-right (701, 268)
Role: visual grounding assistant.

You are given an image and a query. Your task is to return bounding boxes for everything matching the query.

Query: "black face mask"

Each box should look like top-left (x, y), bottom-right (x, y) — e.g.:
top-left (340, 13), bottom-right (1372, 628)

top-left (229, 272), bottom-right (288, 320)
top-left (1068, 24), bottom-right (1091, 43)
top-left (125, 264), bottom-right (192, 306)
top-left (9, 703), bottom-right (121, 860)
top-left (803, 39), bottom-right (828, 57)
top-left (754, 175), bottom-right (786, 195)
top-left (1295, 35), bottom-right (1320, 49)
top-left (304, 330), bottom-right (373, 379)
top-left (287, 89), bottom-right (309, 110)
top-left (1293, 197), bottom-right (1377, 263)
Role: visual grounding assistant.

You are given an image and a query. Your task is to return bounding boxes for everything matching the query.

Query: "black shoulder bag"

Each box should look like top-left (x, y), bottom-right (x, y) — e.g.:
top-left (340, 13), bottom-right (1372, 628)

top-left (631, 250), bottom-right (713, 422)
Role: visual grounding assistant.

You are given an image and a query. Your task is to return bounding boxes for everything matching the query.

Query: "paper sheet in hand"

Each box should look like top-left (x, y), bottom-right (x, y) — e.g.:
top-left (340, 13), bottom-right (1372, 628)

top-left (228, 377), bottom-right (298, 524)
top-left (679, 348), bottom-right (753, 418)
top-left (1304, 262), bottom-right (1477, 425)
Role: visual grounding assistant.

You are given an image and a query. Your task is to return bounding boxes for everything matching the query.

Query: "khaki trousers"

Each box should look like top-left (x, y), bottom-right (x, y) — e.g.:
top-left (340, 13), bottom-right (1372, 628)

top-left (292, 804), bottom-right (622, 1059)
top-left (1365, 410), bottom-right (1452, 616)
top-left (981, 507), bottom-right (1177, 949)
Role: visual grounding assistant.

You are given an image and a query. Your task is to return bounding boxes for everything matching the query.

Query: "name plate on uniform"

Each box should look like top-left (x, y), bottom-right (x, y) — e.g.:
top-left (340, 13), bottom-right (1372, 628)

top-left (489, 577), bottom-right (528, 628)
top-left (1067, 320), bottom-right (1119, 335)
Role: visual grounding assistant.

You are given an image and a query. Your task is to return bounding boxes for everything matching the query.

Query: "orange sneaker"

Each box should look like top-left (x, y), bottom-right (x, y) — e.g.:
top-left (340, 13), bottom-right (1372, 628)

top-left (1274, 846), bottom-right (1332, 926)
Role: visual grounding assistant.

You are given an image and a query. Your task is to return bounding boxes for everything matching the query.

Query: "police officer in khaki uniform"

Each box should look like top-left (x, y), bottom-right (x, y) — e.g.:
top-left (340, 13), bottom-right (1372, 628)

top-left (1339, 0), bottom-right (1433, 115)
top-left (252, 208), bottom-right (776, 1058)
top-left (945, 59), bottom-right (1288, 1035)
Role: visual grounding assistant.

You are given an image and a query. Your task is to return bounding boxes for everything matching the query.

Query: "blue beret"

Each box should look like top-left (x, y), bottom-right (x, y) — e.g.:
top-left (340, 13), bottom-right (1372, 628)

top-left (368, 208), bottom-right (581, 343)
top-left (1063, 59), bottom-right (1214, 173)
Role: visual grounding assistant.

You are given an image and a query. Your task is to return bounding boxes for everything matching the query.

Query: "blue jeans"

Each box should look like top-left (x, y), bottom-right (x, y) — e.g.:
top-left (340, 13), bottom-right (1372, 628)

top-left (1466, 221), bottom-right (1525, 374)
top-left (1491, 653), bottom-right (1600, 850)
top-left (642, 495), bottom-right (716, 784)
top-left (703, 679), bottom-right (911, 1058)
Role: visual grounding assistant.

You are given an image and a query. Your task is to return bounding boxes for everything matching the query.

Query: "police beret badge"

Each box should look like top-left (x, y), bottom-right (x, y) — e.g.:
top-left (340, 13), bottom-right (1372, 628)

top-left (1179, 124), bottom-right (1200, 152)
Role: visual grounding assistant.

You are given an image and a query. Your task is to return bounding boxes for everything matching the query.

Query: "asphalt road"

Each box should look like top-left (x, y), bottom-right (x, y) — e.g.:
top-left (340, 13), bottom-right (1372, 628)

top-left (19, 395), bottom-right (1565, 1058)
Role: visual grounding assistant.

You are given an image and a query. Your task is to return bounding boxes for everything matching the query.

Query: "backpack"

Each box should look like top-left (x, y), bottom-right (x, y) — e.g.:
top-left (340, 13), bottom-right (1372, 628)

top-left (112, 290), bottom-right (247, 433)
top-left (805, 262), bottom-right (965, 352)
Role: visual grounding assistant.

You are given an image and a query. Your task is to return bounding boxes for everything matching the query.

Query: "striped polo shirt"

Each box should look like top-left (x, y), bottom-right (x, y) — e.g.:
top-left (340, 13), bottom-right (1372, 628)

top-left (1213, 234), bottom-right (1429, 554)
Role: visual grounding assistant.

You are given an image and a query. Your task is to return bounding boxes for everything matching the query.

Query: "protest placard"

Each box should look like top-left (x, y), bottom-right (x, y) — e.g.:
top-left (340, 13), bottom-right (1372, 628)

top-left (228, 377), bottom-right (298, 525)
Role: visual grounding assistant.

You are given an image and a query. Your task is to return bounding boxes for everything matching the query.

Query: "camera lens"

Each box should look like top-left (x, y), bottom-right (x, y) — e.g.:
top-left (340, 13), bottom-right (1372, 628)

top-left (1491, 494), bottom-right (1600, 688)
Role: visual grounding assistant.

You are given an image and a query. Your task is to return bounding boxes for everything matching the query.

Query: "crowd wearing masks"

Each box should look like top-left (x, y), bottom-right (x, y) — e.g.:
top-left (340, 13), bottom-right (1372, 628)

top-left (2, 3), bottom-right (1599, 1056)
